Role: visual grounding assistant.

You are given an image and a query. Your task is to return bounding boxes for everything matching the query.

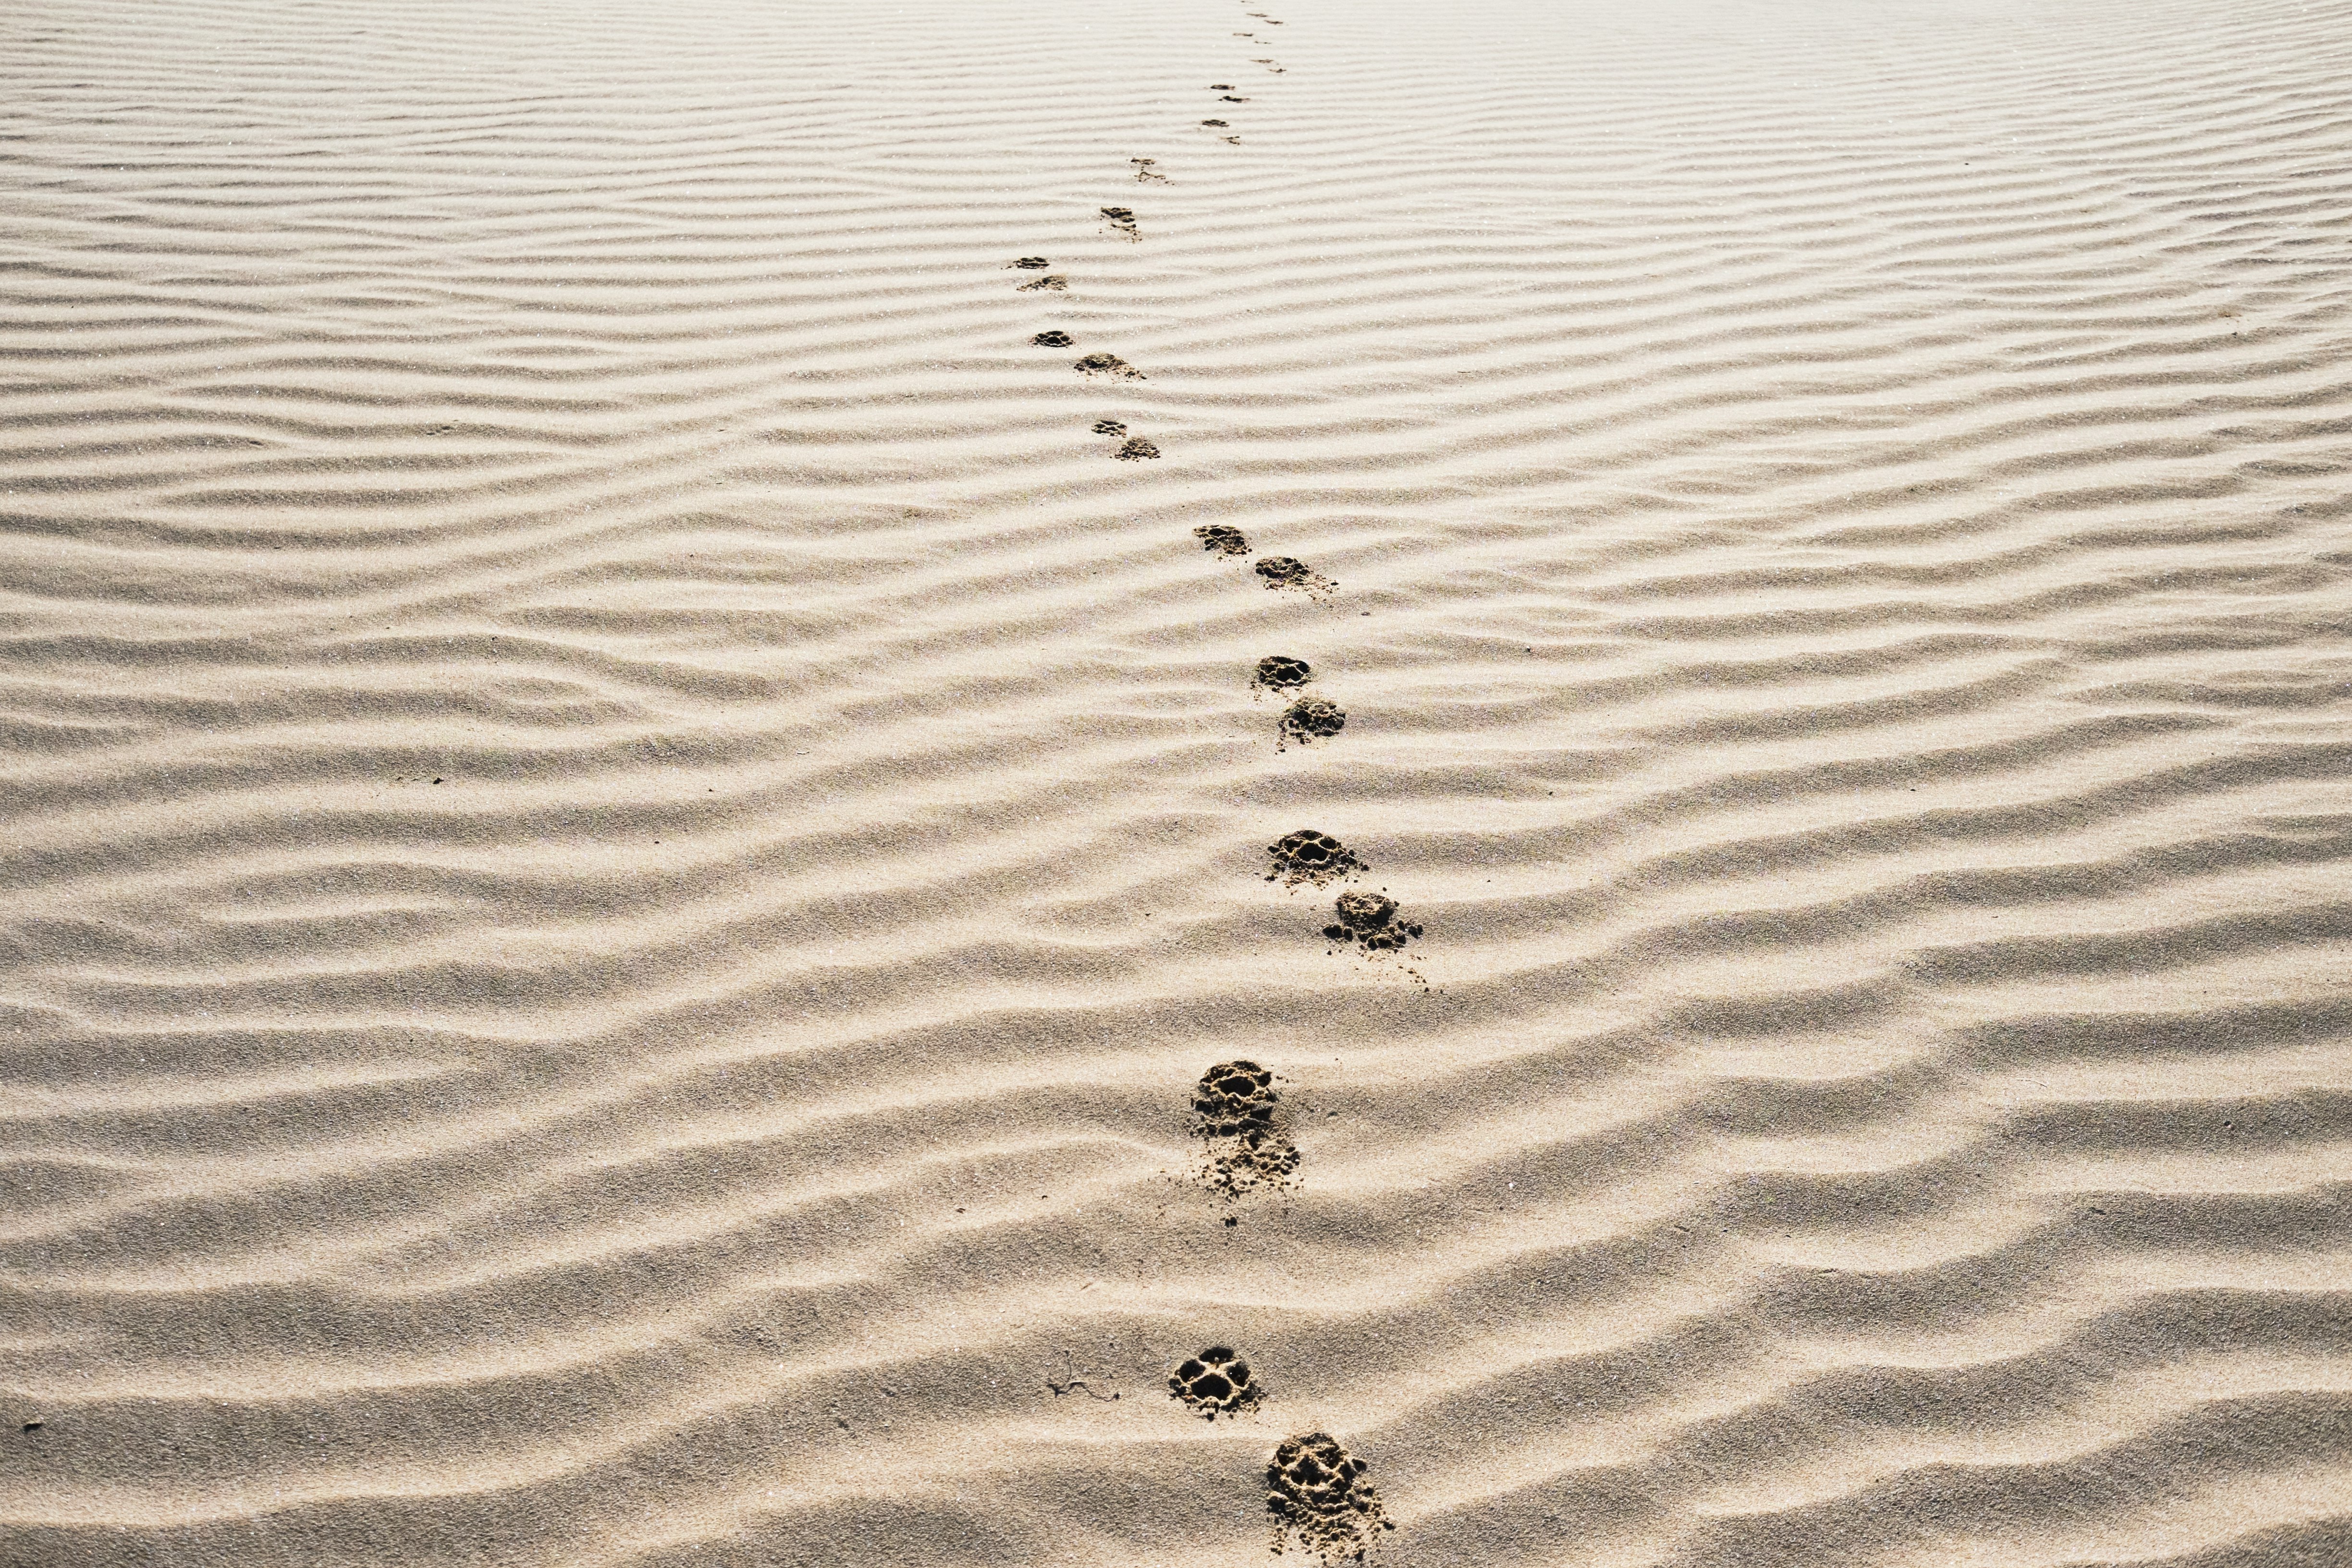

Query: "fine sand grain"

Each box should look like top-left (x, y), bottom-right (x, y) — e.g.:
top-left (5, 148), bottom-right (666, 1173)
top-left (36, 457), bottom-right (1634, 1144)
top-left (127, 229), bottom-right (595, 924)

top-left (3, 0), bottom-right (2350, 1564)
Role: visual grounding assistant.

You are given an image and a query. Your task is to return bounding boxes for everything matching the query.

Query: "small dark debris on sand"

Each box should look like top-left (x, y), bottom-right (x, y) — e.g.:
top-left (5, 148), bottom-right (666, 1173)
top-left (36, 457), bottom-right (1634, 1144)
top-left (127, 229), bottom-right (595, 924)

top-left (1194, 1059), bottom-right (1300, 1197)
top-left (1266, 828), bottom-right (1363, 885)
top-left (1032, 330), bottom-right (1074, 347)
top-left (1323, 890), bottom-right (1422, 954)
top-left (1195, 523), bottom-right (1250, 556)
top-left (1115, 436), bottom-right (1161, 460)
top-left (1268, 1433), bottom-right (1392, 1563)
top-left (1076, 351), bottom-right (1143, 380)
top-left (1278, 696), bottom-right (1345, 748)
top-left (1254, 655), bottom-right (1311, 690)
top-left (1170, 1347), bottom-right (1261, 1418)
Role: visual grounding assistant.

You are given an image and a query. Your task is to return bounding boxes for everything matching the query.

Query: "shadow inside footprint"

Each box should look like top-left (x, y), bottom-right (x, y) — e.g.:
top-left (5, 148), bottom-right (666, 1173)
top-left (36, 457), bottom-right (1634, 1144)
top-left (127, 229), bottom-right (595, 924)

top-left (1193, 1059), bottom-right (1299, 1197)
top-left (1254, 556), bottom-right (1336, 597)
top-left (1267, 1433), bottom-right (1392, 1564)
top-left (1323, 890), bottom-right (1422, 954)
top-left (1076, 352), bottom-right (1144, 380)
top-left (1277, 696), bottom-right (1345, 748)
top-left (1169, 1347), bottom-right (1262, 1419)
top-left (1254, 655), bottom-right (1311, 690)
top-left (1266, 828), bottom-right (1364, 886)
top-left (1195, 523), bottom-right (1250, 556)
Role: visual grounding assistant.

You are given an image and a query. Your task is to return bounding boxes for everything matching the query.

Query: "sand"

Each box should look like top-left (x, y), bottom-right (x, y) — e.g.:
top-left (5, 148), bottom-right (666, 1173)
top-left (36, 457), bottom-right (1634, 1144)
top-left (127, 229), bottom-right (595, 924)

top-left (3, 0), bottom-right (2350, 1563)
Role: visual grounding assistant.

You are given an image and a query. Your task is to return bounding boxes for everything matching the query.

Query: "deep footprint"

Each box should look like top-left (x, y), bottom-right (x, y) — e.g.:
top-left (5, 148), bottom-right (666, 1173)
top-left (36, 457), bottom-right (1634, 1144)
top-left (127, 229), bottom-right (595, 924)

top-left (1277, 696), bottom-right (1345, 748)
top-left (1169, 1346), bottom-right (1262, 1419)
top-left (1076, 352), bottom-right (1144, 380)
top-left (1193, 1059), bottom-right (1300, 1197)
top-left (1031, 330), bottom-right (1074, 348)
top-left (1323, 890), bottom-right (1422, 954)
top-left (1253, 655), bottom-right (1311, 690)
top-left (1266, 828), bottom-right (1364, 886)
top-left (1267, 1433), bottom-right (1392, 1564)
top-left (1115, 436), bottom-right (1161, 460)
top-left (1195, 523), bottom-right (1250, 556)
top-left (1101, 206), bottom-right (1139, 239)
top-left (1008, 257), bottom-right (1051, 270)
top-left (1254, 556), bottom-right (1337, 597)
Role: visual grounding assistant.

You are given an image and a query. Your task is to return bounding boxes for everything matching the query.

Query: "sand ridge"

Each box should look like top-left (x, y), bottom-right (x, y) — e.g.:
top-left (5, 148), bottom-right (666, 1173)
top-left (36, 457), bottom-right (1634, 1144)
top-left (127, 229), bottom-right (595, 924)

top-left (2, 0), bottom-right (2351, 1563)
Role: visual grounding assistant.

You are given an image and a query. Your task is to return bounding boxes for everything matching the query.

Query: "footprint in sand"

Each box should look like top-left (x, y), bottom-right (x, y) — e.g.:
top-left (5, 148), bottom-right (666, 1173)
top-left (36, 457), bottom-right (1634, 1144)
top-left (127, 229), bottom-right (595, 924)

top-left (1169, 1347), bottom-right (1262, 1419)
top-left (1076, 351), bottom-right (1144, 380)
top-left (1266, 829), bottom-right (1363, 886)
top-left (1193, 1059), bottom-right (1300, 1197)
top-left (1009, 256), bottom-right (1051, 270)
top-left (1019, 273), bottom-right (1068, 291)
top-left (1032, 330), bottom-right (1075, 348)
top-left (1277, 695), bottom-right (1345, 749)
top-left (1254, 555), bottom-right (1336, 597)
top-left (1323, 890), bottom-right (1422, 954)
top-left (1195, 523), bottom-right (1250, 556)
top-left (1267, 1433), bottom-right (1392, 1564)
top-left (1132, 157), bottom-right (1167, 183)
top-left (1211, 84), bottom-right (1250, 101)
top-left (1253, 655), bottom-right (1311, 691)
top-left (1115, 437), bottom-right (1161, 460)
top-left (1094, 419), bottom-right (1128, 436)
top-left (1102, 205), bottom-right (1140, 240)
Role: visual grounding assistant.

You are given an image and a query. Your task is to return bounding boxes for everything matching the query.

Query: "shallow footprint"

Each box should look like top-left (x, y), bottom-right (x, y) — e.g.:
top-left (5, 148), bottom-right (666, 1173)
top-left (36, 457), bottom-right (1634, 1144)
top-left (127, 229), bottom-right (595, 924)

top-left (1267, 1433), bottom-right (1392, 1564)
top-left (1008, 256), bottom-right (1051, 269)
top-left (1254, 555), bottom-right (1336, 597)
top-left (1323, 890), bottom-right (1422, 953)
top-left (1253, 655), bottom-right (1311, 691)
top-left (1193, 1059), bottom-right (1300, 1197)
top-left (1266, 829), bottom-right (1364, 886)
top-left (1195, 523), bottom-right (1250, 556)
top-left (1076, 351), bottom-right (1144, 380)
top-left (1017, 273), bottom-right (1068, 291)
top-left (1277, 695), bottom-right (1345, 749)
top-left (1115, 436), bottom-right (1160, 460)
top-left (1169, 1347), bottom-right (1262, 1419)
top-left (1101, 205), bottom-right (1140, 239)
top-left (1032, 330), bottom-right (1075, 347)
top-left (1132, 157), bottom-right (1167, 183)
top-left (1093, 419), bottom-right (1128, 436)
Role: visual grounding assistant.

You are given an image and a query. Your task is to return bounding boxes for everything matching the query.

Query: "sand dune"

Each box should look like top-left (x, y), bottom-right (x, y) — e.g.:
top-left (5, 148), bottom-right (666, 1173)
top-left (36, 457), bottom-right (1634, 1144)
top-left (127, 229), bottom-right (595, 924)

top-left (3, 0), bottom-right (2349, 1563)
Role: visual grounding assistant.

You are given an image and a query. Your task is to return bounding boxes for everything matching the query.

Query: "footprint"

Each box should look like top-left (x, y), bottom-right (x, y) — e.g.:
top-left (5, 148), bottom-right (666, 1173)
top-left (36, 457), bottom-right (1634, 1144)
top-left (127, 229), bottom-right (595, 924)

top-left (1267, 1433), bottom-right (1392, 1564)
top-left (1323, 890), bottom-right (1422, 953)
top-left (1195, 523), bottom-right (1250, 556)
top-left (1093, 419), bottom-right (1128, 436)
top-left (1076, 351), bottom-right (1144, 380)
top-left (1009, 257), bottom-right (1051, 270)
top-left (1253, 556), bottom-right (1337, 597)
top-left (1018, 273), bottom-right (1068, 291)
top-left (1101, 206), bottom-right (1140, 239)
top-left (1115, 436), bottom-right (1161, 460)
top-left (1169, 1347), bottom-right (1262, 1419)
top-left (1193, 1059), bottom-right (1300, 1196)
top-left (1201, 118), bottom-right (1230, 127)
top-left (1277, 696), bottom-right (1345, 748)
top-left (1266, 829), bottom-right (1364, 886)
top-left (1032, 330), bottom-right (1075, 348)
top-left (1253, 655), bottom-right (1311, 690)
top-left (1132, 157), bottom-right (1167, 183)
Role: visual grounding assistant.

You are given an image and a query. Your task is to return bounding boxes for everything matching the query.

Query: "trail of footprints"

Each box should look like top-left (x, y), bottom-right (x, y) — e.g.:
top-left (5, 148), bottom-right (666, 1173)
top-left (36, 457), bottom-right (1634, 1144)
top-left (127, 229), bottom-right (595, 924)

top-left (1007, 7), bottom-right (1398, 1561)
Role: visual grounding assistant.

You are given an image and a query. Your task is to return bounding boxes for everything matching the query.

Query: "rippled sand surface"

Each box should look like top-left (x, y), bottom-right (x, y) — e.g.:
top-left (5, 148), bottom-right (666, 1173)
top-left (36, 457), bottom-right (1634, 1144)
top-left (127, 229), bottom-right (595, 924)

top-left (5, 0), bottom-right (2350, 1563)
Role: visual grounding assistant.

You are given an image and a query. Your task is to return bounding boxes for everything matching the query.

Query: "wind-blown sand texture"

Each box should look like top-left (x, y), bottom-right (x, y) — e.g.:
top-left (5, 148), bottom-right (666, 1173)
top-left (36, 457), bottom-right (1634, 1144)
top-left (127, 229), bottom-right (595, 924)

top-left (4, 0), bottom-right (2351, 1563)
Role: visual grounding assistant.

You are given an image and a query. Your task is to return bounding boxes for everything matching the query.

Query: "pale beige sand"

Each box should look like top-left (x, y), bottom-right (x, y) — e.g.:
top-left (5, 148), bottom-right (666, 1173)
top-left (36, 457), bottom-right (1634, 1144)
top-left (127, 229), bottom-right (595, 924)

top-left (3, 0), bottom-right (2350, 1563)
